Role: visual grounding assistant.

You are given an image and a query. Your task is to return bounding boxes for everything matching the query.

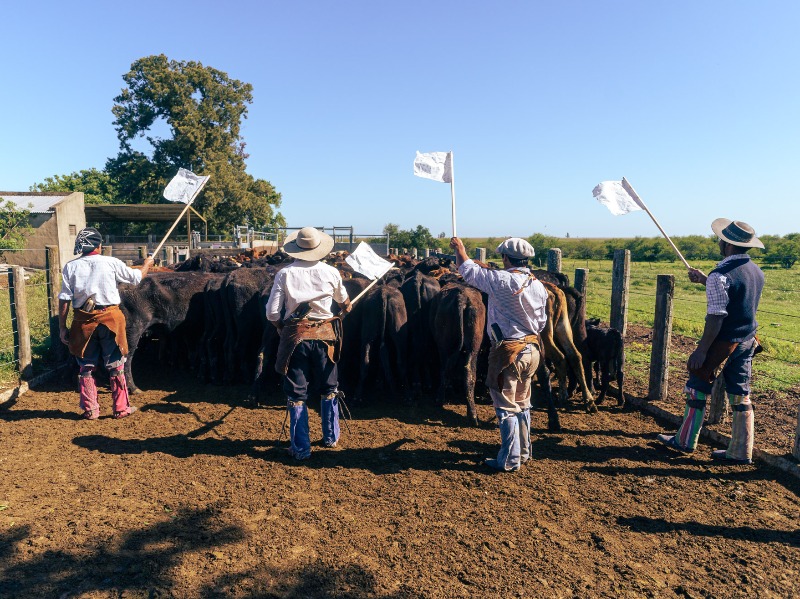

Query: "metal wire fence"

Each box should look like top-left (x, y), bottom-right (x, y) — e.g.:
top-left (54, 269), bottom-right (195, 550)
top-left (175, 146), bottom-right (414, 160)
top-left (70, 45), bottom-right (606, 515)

top-left (1, 249), bottom-right (55, 389)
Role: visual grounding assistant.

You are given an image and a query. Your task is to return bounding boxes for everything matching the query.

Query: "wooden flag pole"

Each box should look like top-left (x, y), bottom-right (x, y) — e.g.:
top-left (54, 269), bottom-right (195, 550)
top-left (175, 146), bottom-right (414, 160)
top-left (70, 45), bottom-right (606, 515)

top-left (621, 177), bottom-right (691, 269)
top-left (449, 150), bottom-right (457, 238)
top-left (151, 177), bottom-right (209, 259)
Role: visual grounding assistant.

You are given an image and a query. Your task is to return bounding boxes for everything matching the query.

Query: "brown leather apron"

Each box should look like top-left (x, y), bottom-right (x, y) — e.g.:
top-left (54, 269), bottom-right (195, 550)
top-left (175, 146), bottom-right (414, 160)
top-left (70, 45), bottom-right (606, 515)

top-left (274, 317), bottom-right (343, 376)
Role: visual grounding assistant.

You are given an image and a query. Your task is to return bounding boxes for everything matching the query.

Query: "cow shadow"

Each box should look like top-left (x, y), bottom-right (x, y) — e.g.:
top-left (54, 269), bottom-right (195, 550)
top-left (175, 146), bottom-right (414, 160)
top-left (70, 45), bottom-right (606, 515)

top-left (617, 515), bottom-right (800, 547)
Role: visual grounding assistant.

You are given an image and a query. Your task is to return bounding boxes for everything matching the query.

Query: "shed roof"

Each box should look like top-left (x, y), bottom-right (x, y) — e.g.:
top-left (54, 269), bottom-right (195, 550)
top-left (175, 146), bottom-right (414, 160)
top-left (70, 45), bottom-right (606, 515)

top-left (84, 203), bottom-right (206, 223)
top-left (0, 192), bottom-right (72, 214)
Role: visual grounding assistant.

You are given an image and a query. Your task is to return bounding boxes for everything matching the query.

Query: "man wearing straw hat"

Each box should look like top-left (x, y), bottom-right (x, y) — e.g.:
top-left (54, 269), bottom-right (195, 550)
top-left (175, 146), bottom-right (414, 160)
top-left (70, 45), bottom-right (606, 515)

top-left (657, 219), bottom-right (765, 465)
top-left (59, 227), bottom-right (154, 420)
top-left (451, 235), bottom-right (548, 472)
top-left (266, 227), bottom-right (351, 461)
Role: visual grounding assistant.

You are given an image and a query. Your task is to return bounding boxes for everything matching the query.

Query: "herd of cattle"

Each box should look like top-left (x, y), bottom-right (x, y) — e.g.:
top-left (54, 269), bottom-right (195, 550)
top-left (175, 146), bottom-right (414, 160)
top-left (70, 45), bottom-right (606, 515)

top-left (116, 250), bottom-right (626, 429)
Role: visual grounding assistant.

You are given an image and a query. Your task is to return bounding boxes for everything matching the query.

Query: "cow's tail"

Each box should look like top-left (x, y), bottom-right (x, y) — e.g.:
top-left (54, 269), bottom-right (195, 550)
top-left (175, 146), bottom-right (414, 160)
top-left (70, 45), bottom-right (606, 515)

top-left (459, 294), bottom-right (473, 353)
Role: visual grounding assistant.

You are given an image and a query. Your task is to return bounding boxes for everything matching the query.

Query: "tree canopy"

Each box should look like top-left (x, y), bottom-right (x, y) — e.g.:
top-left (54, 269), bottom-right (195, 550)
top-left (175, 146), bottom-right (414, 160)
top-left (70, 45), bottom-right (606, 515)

top-left (381, 224), bottom-right (444, 252)
top-left (0, 200), bottom-right (33, 250)
top-left (30, 168), bottom-right (118, 205)
top-left (33, 55), bottom-right (283, 235)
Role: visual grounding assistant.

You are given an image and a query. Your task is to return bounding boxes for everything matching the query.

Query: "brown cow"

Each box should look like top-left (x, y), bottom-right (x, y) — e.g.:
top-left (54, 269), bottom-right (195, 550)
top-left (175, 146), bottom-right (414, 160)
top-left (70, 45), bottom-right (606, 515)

top-left (538, 281), bottom-right (597, 413)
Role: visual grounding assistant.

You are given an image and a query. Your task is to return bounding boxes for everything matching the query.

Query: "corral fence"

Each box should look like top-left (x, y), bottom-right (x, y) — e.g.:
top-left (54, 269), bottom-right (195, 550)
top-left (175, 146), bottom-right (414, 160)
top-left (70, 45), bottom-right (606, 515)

top-left (3, 244), bottom-right (799, 461)
top-left (1, 246), bottom-right (68, 390)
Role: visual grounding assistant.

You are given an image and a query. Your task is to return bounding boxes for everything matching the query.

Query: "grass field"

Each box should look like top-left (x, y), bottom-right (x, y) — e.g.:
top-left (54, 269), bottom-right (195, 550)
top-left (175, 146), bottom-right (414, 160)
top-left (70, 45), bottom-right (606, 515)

top-left (559, 258), bottom-right (800, 393)
top-left (0, 269), bottom-right (53, 388)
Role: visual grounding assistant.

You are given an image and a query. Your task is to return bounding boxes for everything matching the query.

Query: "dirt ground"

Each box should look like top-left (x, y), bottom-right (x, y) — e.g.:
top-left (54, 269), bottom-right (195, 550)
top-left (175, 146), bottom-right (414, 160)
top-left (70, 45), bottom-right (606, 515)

top-left (1, 334), bottom-right (799, 599)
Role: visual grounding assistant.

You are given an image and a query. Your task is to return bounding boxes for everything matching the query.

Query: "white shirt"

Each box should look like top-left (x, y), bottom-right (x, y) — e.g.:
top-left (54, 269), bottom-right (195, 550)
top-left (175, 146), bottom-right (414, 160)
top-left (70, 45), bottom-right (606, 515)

top-left (458, 259), bottom-right (548, 339)
top-left (59, 254), bottom-right (142, 307)
top-left (266, 259), bottom-right (349, 322)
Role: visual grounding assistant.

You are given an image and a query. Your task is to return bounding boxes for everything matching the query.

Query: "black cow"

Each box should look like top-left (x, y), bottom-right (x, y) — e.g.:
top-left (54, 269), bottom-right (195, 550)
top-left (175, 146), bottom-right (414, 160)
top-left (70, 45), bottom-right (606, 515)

top-left (120, 271), bottom-right (223, 393)
top-left (352, 282), bottom-right (410, 403)
top-left (585, 318), bottom-right (626, 408)
top-left (399, 270), bottom-right (440, 398)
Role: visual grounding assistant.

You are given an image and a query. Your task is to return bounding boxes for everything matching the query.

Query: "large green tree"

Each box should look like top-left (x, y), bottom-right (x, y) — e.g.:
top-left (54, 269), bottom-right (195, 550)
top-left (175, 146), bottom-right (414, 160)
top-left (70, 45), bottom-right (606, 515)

top-left (30, 168), bottom-right (118, 205)
top-left (107, 54), bottom-right (283, 232)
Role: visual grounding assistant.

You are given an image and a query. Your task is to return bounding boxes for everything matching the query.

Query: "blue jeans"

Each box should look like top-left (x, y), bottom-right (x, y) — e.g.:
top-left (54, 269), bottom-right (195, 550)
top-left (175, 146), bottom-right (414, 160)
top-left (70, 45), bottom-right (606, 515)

top-left (686, 337), bottom-right (756, 396)
top-left (75, 324), bottom-right (125, 372)
top-left (284, 340), bottom-right (340, 457)
top-left (495, 407), bottom-right (531, 471)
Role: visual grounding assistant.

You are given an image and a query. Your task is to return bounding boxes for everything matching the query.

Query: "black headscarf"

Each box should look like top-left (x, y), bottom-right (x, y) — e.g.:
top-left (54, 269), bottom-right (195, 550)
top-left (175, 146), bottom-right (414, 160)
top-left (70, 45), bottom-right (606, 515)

top-left (73, 227), bottom-right (103, 255)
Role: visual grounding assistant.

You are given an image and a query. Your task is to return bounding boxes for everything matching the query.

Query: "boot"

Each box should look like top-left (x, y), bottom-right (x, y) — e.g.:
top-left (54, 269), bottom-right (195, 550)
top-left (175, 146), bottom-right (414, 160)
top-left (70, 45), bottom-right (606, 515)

top-left (321, 392), bottom-right (340, 447)
top-left (658, 387), bottom-right (707, 453)
top-left (288, 400), bottom-right (311, 460)
top-left (711, 393), bottom-right (753, 464)
top-left (109, 363), bottom-right (135, 418)
top-left (79, 365), bottom-right (99, 420)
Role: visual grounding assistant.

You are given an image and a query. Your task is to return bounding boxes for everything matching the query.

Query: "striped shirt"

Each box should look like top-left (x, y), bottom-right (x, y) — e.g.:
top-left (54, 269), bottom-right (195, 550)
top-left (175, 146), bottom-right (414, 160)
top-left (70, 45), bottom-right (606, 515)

top-left (458, 259), bottom-right (548, 340)
top-left (706, 254), bottom-right (751, 316)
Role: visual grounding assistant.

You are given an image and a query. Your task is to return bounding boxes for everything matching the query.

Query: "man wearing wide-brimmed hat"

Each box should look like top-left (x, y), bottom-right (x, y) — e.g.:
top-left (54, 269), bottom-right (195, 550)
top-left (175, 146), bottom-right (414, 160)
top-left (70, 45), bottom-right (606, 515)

top-left (266, 227), bottom-right (351, 461)
top-left (658, 219), bottom-right (765, 465)
top-left (59, 227), bottom-right (155, 420)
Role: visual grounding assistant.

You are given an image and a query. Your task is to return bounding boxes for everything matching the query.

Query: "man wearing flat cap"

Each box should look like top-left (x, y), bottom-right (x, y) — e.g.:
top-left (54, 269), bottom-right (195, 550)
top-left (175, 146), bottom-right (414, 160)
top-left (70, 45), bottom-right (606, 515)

top-left (266, 227), bottom-right (351, 461)
top-left (59, 227), bottom-right (154, 419)
top-left (658, 219), bottom-right (765, 465)
top-left (451, 236), bottom-right (548, 472)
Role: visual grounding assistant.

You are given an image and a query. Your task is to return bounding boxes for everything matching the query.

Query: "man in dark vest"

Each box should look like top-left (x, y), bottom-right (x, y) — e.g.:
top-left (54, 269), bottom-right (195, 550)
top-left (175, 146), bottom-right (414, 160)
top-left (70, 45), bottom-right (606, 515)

top-left (658, 219), bottom-right (765, 464)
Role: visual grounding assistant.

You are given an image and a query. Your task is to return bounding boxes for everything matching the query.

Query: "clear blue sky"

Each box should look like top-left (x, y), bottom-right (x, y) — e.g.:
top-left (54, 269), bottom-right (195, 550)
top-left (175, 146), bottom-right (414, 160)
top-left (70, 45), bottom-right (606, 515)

top-left (2, 1), bottom-right (798, 238)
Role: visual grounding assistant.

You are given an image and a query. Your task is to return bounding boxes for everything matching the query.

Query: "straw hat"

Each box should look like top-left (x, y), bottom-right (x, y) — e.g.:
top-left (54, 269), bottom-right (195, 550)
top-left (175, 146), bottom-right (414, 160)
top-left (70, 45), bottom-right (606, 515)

top-left (282, 227), bottom-right (335, 261)
top-left (711, 218), bottom-right (764, 249)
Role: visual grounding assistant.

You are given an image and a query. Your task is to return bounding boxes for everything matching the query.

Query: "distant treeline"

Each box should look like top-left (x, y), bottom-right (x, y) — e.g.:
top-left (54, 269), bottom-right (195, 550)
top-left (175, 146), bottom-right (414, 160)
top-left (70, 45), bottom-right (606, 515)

top-left (486, 233), bottom-right (799, 268)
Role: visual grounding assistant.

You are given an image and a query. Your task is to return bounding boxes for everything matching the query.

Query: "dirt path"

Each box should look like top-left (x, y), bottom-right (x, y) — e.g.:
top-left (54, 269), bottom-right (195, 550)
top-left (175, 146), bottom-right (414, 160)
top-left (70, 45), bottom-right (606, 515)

top-left (1, 360), bottom-right (799, 598)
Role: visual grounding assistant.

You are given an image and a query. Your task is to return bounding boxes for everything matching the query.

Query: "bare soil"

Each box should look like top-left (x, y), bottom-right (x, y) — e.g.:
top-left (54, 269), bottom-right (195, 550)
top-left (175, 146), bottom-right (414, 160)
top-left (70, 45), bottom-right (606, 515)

top-left (1, 336), bottom-right (799, 599)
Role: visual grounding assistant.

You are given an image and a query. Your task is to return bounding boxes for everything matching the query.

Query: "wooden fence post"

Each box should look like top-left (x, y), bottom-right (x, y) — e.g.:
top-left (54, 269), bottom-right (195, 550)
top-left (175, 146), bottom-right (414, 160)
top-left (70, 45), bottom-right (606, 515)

top-left (102, 245), bottom-right (113, 257)
top-left (138, 246), bottom-right (147, 261)
top-left (424, 248), bottom-right (431, 258)
top-left (475, 248), bottom-right (486, 262)
top-left (547, 248), bottom-right (562, 273)
top-left (45, 246), bottom-right (67, 364)
top-left (648, 274), bottom-right (674, 401)
top-left (574, 268), bottom-right (587, 298)
top-left (9, 266), bottom-right (32, 379)
top-left (793, 406), bottom-right (800, 461)
top-left (611, 249), bottom-right (631, 336)
top-left (411, 248), bottom-right (418, 259)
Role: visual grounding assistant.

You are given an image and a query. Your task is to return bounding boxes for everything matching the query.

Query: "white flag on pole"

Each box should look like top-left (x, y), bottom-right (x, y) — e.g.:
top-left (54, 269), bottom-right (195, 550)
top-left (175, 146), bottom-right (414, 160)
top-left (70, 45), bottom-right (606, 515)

top-left (163, 168), bottom-right (210, 204)
top-left (345, 242), bottom-right (394, 281)
top-left (413, 151), bottom-right (452, 183)
top-left (592, 180), bottom-right (645, 216)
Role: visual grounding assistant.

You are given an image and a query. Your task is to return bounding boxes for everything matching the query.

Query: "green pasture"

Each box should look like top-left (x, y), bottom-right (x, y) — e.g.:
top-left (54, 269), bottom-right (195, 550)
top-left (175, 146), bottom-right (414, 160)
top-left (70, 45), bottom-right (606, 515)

top-left (0, 270), bottom-right (53, 388)
top-left (561, 258), bottom-right (800, 393)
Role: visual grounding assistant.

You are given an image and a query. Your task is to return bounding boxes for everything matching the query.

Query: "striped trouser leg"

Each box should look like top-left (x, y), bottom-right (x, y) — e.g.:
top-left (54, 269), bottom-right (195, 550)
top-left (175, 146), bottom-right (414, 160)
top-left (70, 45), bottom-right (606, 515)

top-left (675, 387), bottom-right (707, 451)
top-left (727, 394), bottom-right (754, 461)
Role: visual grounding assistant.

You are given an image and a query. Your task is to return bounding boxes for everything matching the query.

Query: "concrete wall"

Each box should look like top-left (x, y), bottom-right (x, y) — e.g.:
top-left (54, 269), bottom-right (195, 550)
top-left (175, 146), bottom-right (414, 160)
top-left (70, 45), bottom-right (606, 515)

top-left (53, 193), bottom-right (86, 268)
top-left (7, 215), bottom-right (58, 269)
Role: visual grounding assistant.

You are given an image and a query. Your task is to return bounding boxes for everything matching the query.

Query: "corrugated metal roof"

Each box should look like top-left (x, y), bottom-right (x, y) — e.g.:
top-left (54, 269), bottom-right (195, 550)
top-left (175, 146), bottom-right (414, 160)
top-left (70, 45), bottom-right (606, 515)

top-left (85, 204), bottom-right (206, 223)
top-left (0, 193), bottom-right (71, 214)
